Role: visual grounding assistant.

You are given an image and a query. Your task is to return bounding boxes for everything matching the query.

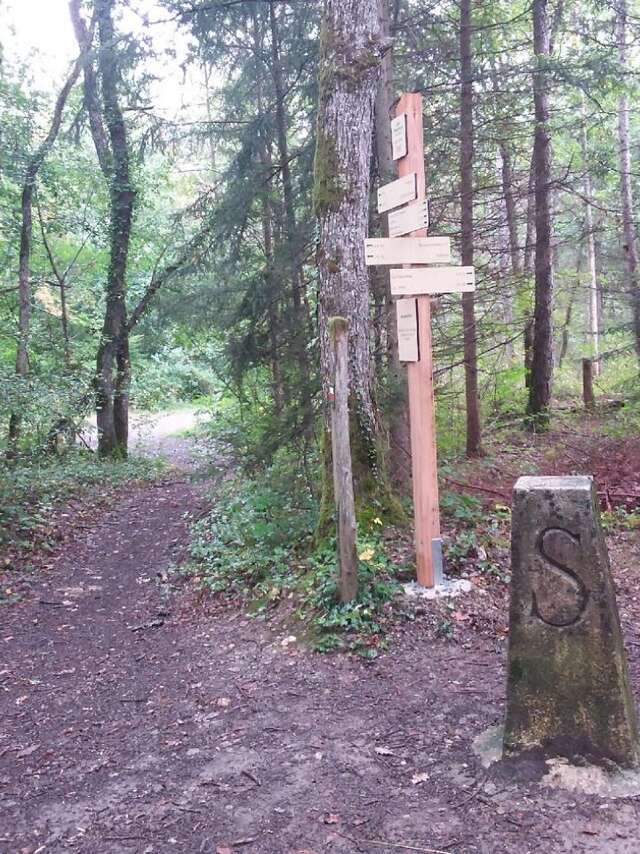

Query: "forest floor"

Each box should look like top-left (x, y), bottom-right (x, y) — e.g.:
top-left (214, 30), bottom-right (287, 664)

top-left (2, 411), bottom-right (640, 853)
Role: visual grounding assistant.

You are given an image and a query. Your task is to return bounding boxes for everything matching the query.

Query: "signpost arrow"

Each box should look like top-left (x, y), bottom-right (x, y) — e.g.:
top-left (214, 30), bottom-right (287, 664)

top-left (377, 173), bottom-right (417, 213)
top-left (364, 236), bottom-right (451, 266)
top-left (390, 266), bottom-right (475, 295)
top-left (388, 199), bottom-right (429, 238)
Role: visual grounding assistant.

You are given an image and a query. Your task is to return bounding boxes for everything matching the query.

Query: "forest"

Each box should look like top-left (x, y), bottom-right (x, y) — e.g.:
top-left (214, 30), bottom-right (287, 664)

top-left (3, 0), bottom-right (640, 851)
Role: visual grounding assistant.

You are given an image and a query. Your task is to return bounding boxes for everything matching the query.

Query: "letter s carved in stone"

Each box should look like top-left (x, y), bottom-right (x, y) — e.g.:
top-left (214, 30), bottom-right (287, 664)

top-left (531, 528), bottom-right (589, 627)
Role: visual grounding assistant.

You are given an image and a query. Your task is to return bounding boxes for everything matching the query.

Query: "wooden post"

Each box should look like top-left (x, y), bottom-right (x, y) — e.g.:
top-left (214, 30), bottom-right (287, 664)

top-left (329, 317), bottom-right (358, 603)
top-left (396, 93), bottom-right (442, 587)
top-left (582, 358), bottom-right (595, 409)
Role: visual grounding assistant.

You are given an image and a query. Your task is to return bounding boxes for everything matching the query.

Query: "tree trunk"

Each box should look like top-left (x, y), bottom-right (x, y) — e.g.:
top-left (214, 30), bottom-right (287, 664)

top-left (459, 0), bottom-right (482, 456)
top-left (8, 47), bottom-right (84, 449)
top-left (559, 251), bottom-right (581, 368)
top-left (315, 0), bottom-right (394, 527)
top-left (499, 143), bottom-right (522, 276)
top-left (527, 0), bottom-right (554, 426)
top-left (496, 149), bottom-right (514, 360)
top-left (523, 150), bottom-right (536, 387)
top-left (616, 0), bottom-right (640, 360)
top-left (582, 358), bottom-right (595, 408)
top-left (96, 0), bottom-right (135, 456)
top-left (70, 0), bottom-right (134, 456)
top-left (580, 118), bottom-right (600, 374)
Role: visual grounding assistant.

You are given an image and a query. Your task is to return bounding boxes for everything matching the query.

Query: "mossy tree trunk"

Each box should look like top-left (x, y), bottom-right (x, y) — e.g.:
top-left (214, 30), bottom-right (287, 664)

top-left (314, 0), bottom-right (398, 534)
top-left (72, 0), bottom-right (135, 457)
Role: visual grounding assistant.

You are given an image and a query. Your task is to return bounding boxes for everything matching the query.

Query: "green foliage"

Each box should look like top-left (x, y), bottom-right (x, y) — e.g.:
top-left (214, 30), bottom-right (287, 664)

top-left (601, 507), bottom-right (640, 533)
top-left (130, 347), bottom-right (216, 410)
top-left (440, 489), bottom-right (483, 524)
top-left (187, 454), bottom-right (404, 653)
top-left (0, 365), bottom-right (91, 454)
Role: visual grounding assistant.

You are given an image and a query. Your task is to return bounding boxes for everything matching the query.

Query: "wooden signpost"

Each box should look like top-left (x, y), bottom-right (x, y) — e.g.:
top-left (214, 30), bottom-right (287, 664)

top-left (391, 113), bottom-right (408, 160)
top-left (388, 199), bottom-right (429, 238)
top-left (396, 299), bottom-right (419, 362)
top-left (367, 92), bottom-right (477, 588)
top-left (377, 173), bottom-right (417, 213)
top-left (390, 266), bottom-right (475, 295)
top-left (364, 236), bottom-right (451, 266)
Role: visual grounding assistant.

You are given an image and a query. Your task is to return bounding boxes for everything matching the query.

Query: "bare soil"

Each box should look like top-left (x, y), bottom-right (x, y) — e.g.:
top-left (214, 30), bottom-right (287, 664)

top-left (2, 421), bottom-right (640, 853)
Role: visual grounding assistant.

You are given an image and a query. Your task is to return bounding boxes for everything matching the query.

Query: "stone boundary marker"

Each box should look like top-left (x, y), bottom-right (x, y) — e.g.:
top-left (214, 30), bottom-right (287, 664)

top-left (504, 475), bottom-right (640, 767)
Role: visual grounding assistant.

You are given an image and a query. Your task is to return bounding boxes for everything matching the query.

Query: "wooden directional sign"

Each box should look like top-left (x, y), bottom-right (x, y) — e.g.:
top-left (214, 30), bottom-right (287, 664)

top-left (377, 173), bottom-right (417, 214)
top-left (391, 114), bottom-right (408, 160)
top-left (396, 298), bottom-right (419, 362)
top-left (388, 199), bottom-right (429, 238)
top-left (364, 236), bottom-right (451, 266)
top-left (390, 265), bottom-right (476, 296)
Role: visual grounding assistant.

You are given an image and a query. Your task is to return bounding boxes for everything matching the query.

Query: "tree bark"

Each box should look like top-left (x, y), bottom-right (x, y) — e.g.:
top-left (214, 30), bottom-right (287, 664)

top-left (95, 0), bottom-right (135, 456)
top-left (499, 143), bottom-right (522, 277)
top-left (527, 0), bottom-right (555, 426)
top-left (522, 149), bottom-right (536, 387)
top-left (71, 0), bottom-right (135, 456)
top-left (616, 0), bottom-right (640, 360)
top-left (315, 0), bottom-right (392, 524)
top-left (496, 149), bottom-right (514, 360)
top-left (582, 358), bottom-right (595, 408)
top-left (374, 0), bottom-right (410, 485)
top-left (8, 45), bottom-right (84, 449)
top-left (559, 251), bottom-right (581, 368)
top-left (459, 0), bottom-right (482, 456)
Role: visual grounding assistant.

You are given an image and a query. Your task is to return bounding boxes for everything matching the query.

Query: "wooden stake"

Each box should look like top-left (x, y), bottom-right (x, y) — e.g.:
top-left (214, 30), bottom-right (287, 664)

top-left (396, 93), bottom-right (442, 587)
top-left (329, 316), bottom-right (358, 602)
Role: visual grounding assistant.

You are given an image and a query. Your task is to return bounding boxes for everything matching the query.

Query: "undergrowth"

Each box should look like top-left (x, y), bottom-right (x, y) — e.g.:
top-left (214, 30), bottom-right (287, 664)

top-left (0, 450), bottom-right (165, 550)
top-left (186, 454), bottom-right (408, 656)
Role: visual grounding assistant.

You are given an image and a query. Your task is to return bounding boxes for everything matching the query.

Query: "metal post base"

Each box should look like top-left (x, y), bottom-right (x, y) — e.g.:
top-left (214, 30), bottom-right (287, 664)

top-left (432, 537), bottom-right (444, 586)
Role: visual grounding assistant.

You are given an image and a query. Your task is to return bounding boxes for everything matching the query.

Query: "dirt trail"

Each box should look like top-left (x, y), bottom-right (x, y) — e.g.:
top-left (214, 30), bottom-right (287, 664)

top-left (2, 432), bottom-right (640, 852)
top-left (81, 408), bottom-right (208, 469)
